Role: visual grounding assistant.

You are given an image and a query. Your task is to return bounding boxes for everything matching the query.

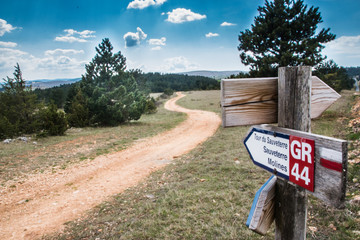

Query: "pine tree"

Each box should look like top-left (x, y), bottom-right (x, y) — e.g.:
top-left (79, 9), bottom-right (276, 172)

top-left (65, 87), bottom-right (90, 127)
top-left (65, 38), bottom-right (147, 126)
top-left (313, 60), bottom-right (354, 92)
top-left (0, 63), bottom-right (38, 137)
top-left (238, 0), bottom-right (335, 77)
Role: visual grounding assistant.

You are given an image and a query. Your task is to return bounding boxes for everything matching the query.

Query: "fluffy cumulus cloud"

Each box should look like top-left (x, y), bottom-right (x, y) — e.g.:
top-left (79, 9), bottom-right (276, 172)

top-left (164, 56), bottom-right (198, 72)
top-left (166, 8), bottom-right (206, 24)
top-left (55, 29), bottom-right (96, 43)
top-left (0, 47), bottom-right (87, 79)
top-left (324, 35), bottom-right (360, 66)
top-left (148, 37), bottom-right (166, 50)
top-left (45, 49), bottom-right (85, 56)
top-left (205, 32), bottom-right (219, 38)
top-left (0, 19), bottom-right (16, 36)
top-left (325, 35), bottom-right (360, 55)
top-left (123, 27), bottom-right (147, 48)
top-left (220, 22), bottom-right (236, 27)
top-left (0, 41), bottom-right (17, 48)
top-left (127, 0), bottom-right (167, 10)
top-left (148, 37), bottom-right (166, 46)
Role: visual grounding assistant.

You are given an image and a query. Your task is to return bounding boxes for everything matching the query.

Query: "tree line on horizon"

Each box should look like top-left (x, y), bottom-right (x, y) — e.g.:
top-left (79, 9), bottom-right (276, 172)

top-left (32, 72), bottom-right (220, 110)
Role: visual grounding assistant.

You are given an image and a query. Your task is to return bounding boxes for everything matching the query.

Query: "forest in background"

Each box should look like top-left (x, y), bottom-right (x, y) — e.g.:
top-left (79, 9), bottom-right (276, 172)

top-left (32, 72), bottom-right (220, 109)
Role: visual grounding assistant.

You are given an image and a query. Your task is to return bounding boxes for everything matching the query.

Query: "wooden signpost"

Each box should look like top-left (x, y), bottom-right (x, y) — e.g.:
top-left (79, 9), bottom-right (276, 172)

top-left (222, 66), bottom-right (348, 239)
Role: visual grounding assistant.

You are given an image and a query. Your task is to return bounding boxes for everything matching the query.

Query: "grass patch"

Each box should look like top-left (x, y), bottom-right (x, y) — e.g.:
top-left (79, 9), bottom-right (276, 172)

top-left (177, 90), bottom-right (221, 114)
top-left (39, 90), bottom-right (359, 239)
top-left (0, 99), bottom-right (186, 184)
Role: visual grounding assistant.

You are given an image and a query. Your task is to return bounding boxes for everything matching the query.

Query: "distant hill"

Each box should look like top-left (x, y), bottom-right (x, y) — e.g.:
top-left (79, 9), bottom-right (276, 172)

top-left (179, 70), bottom-right (244, 79)
top-left (27, 78), bottom-right (81, 89)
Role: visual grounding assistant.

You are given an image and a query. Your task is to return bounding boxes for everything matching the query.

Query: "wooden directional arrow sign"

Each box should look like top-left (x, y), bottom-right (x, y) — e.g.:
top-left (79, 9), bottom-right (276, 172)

top-left (244, 124), bottom-right (348, 208)
top-left (244, 126), bottom-right (315, 192)
top-left (221, 76), bottom-right (341, 127)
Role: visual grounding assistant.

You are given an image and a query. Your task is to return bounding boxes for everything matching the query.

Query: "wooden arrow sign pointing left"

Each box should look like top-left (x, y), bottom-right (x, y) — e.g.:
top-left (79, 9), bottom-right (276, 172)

top-left (221, 76), bottom-right (341, 127)
top-left (244, 124), bottom-right (347, 209)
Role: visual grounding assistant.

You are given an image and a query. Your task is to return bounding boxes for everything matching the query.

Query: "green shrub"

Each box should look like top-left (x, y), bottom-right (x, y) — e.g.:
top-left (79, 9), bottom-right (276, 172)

top-left (145, 97), bottom-right (157, 114)
top-left (0, 115), bottom-right (14, 139)
top-left (163, 88), bottom-right (174, 96)
top-left (38, 103), bottom-right (68, 136)
top-left (66, 88), bottom-right (90, 128)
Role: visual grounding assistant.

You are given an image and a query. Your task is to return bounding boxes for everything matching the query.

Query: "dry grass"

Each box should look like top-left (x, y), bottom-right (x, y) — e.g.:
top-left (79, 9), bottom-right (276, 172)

top-left (22, 90), bottom-right (360, 239)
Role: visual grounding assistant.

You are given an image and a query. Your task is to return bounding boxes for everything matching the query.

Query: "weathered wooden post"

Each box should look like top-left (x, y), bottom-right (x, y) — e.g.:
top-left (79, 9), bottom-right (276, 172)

top-left (225, 66), bottom-right (348, 238)
top-left (275, 66), bottom-right (311, 239)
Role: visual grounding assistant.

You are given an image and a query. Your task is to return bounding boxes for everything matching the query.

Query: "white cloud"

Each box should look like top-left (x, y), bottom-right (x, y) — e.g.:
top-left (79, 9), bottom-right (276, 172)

top-left (220, 22), bottom-right (236, 27)
top-left (0, 47), bottom-right (27, 58)
top-left (164, 56), bottom-right (198, 72)
top-left (127, 0), bottom-right (167, 9)
top-left (148, 37), bottom-right (166, 46)
top-left (0, 19), bottom-right (16, 36)
top-left (325, 35), bottom-right (360, 55)
top-left (205, 32), bottom-right (219, 38)
top-left (55, 29), bottom-right (96, 43)
top-left (124, 27), bottom-right (147, 48)
top-left (0, 47), bottom-right (87, 79)
top-left (45, 49), bottom-right (85, 56)
top-left (166, 8), bottom-right (206, 24)
top-left (148, 37), bottom-right (166, 50)
top-left (324, 35), bottom-right (360, 66)
top-left (0, 41), bottom-right (17, 48)
top-left (151, 46), bottom-right (162, 51)
top-left (55, 36), bottom-right (87, 43)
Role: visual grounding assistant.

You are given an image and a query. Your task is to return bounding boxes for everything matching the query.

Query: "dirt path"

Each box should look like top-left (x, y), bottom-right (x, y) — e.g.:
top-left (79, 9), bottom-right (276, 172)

top-left (0, 92), bottom-right (221, 240)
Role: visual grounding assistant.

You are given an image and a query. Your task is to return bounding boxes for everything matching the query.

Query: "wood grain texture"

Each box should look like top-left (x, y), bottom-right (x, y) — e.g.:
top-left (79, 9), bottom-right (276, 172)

top-left (221, 77), bottom-right (278, 106)
top-left (311, 76), bottom-right (341, 118)
top-left (222, 101), bottom-right (277, 127)
top-left (248, 176), bottom-right (277, 235)
top-left (221, 76), bottom-right (341, 127)
top-left (275, 66), bottom-right (311, 240)
top-left (278, 66), bottom-right (311, 131)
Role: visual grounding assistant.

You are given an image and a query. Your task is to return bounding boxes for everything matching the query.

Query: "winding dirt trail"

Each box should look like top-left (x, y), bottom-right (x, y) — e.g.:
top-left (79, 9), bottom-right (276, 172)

top-left (0, 92), bottom-right (221, 239)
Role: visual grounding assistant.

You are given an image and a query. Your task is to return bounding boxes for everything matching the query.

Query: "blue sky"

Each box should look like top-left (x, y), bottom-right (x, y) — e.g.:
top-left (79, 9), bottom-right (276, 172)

top-left (0, 0), bottom-right (359, 80)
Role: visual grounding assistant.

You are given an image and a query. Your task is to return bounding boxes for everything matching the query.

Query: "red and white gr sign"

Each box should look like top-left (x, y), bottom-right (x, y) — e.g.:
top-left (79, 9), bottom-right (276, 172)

top-left (289, 136), bottom-right (315, 192)
top-left (244, 127), bottom-right (316, 192)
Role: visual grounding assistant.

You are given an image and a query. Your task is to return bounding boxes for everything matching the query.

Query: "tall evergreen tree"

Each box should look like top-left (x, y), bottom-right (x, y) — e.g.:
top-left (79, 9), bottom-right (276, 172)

top-left (66, 38), bottom-right (147, 126)
top-left (0, 63), bottom-right (38, 137)
top-left (238, 0), bottom-right (335, 77)
top-left (65, 86), bottom-right (90, 127)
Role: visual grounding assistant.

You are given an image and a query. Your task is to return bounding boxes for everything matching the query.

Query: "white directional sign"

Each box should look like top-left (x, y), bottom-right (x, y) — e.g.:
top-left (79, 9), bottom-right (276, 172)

top-left (244, 126), bottom-right (315, 192)
top-left (243, 125), bottom-right (348, 208)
